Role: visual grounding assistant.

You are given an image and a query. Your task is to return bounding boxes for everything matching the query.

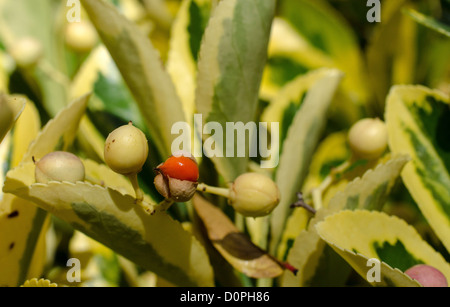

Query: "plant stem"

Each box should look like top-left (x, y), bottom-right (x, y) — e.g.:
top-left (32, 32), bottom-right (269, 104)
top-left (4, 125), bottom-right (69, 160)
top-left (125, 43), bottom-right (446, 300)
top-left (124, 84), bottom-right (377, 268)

top-left (128, 173), bottom-right (143, 202)
top-left (138, 200), bottom-right (156, 215)
top-left (312, 175), bottom-right (332, 210)
top-left (127, 173), bottom-right (175, 214)
top-left (127, 173), bottom-right (155, 214)
top-left (196, 182), bottom-right (231, 199)
top-left (156, 198), bottom-right (174, 212)
top-left (291, 192), bottom-right (316, 215)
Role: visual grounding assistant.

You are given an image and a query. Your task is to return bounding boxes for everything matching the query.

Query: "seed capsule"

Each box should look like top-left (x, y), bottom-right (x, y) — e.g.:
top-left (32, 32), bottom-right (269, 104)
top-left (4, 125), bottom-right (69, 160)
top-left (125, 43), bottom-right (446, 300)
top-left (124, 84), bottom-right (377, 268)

top-left (156, 152), bottom-right (199, 182)
top-left (34, 151), bottom-right (85, 184)
top-left (229, 172), bottom-right (280, 217)
top-left (154, 151), bottom-right (199, 202)
top-left (348, 118), bottom-right (388, 160)
top-left (104, 122), bottom-right (149, 176)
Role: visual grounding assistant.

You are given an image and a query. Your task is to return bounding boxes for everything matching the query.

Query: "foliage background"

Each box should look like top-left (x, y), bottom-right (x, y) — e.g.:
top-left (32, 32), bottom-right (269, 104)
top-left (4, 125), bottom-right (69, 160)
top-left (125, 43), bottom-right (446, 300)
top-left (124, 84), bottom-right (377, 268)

top-left (0, 0), bottom-right (449, 287)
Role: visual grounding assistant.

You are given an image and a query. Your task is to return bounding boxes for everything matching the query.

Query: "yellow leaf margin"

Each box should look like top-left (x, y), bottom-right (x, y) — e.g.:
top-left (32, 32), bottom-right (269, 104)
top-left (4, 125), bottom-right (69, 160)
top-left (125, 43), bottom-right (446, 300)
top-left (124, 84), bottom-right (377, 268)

top-left (316, 210), bottom-right (450, 286)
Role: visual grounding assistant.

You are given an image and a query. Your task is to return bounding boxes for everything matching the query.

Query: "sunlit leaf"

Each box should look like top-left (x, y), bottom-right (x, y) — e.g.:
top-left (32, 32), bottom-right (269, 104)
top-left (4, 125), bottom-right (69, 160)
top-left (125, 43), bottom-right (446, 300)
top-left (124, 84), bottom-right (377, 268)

top-left (269, 68), bottom-right (343, 255)
top-left (275, 0), bottom-right (369, 110)
top-left (166, 0), bottom-right (211, 167)
top-left (21, 278), bottom-right (58, 287)
top-left (316, 210), bottom-right (450, 286)
top-left (0, 0), bottom-right (68, 116)
top-left (195, 0), bottom-right (276, 182)
top-left (301, 132), bottom-right (350, 193)
top-left (281, 155), bottom-right (410, 286)
top-left (0, 94), bottom-right (25, 144)
top-left (22, 92), bottom-right (91, 162)
top-left (385, 85), bottom-right (450, 253)
top-left (10, 99), bottom-right (40, 167)
top-left (366, 0), bottom-right (418, 111)
top-left (167, 0), bottom-right (211, 122)
top-left (260, 17), bottom-right (330, 101)
top-left (70, 45), bottom-right (144, 161)
top-left (405, 8), bottom-right (450, 37)
top-left (261, 69), bottom-right (339, 153)
top-left (276, 131), bottom-right (350, 261)
top-left (4, 161), bottom-right (214, 287)
top-left (0, 50), bottom-right (8, 92)
top-left (0, 193), bottom-right (49, 287)
top-left (80, 0), bottom-right (186, 159)
top-left (68, 231), bottom-right (123, 287)
top-left (1, 93), bottom-right (90, 286)
top-left (0, 97), bottom-right (47, 287)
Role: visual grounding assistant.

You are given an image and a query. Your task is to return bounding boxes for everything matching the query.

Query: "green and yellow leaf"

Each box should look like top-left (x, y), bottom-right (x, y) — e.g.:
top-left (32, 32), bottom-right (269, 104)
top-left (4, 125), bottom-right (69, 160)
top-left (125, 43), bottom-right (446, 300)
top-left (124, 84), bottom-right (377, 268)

top-left (405, 8), bottom-right (450, 38)
top-left (68, 231), bottom-right (123, 287)
top-left (0, 94), bottom-right (26, 144)
top-left (166, 0), bottom-right (211, 167)
top-left (0, 50), bottom-right (9, 92)
top-left (0, 97), bottom-right (45, 287)
top-left (21, 278), bottom-right (58, 287)
top-left (385, 85), bottom-right (450, 253)
top-left (22, 92), bottom-right (91, 162)
top-left (366, 0), bottom-right (417, 110)
top-left (301, 131), bottom-right (350, 194)
top-left (265, 0), bottom-right (369, 112)
top-left (269, 68), bottom-right (344, 255)
top-left (69, 46), bottom-right (117, 162)
top-left (0, 193), bottom-right (49, 287)
top-left (1, 93), bottom-right (90, 286)
top-left (167, 0), bottom-right (211, 122)
top-left (261, 69), bottom-right (341, 151)
top-left (4, 160), bottom-right (214, 287)
top-left (281, 155), bottom-right (410, 286)
top-left (316, 210), bottom-right (450, 286)
top-left (81, 0), bottom-right (186, 159)
top-left (260, 17), bottom-right (331, 101)
top-left (10, 99), bottom-right (41, 167)
top-left (0, 0), bottom-right (68, 116)
top-left (195, 0), bottom-right (276, 182)
top-left (276, 131), bottom-right (350, 261)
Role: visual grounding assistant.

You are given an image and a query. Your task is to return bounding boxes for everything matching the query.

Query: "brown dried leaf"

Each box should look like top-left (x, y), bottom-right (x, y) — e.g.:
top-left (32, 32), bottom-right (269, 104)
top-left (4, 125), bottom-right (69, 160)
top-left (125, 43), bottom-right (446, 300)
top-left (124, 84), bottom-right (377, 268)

top-left (192, 194), bottom-right (285, 279)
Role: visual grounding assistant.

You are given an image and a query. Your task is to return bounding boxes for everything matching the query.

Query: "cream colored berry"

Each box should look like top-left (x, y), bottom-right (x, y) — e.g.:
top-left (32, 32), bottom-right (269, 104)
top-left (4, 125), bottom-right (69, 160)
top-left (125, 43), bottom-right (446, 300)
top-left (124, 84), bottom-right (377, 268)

top-left (65, 21), bottom-right (98, 53)
top-left (229, 173), bottom-right (280, 217)
top-left (348, 118), bottom-right (388, 160)
top-left (104, 122), bottom-right (149, 175)
top-left (35, 151), bottom-right (85, 184)
top-left (9, 37), bottom-right (43, 68)
top-left (405, 264), bottom-right (448, 287)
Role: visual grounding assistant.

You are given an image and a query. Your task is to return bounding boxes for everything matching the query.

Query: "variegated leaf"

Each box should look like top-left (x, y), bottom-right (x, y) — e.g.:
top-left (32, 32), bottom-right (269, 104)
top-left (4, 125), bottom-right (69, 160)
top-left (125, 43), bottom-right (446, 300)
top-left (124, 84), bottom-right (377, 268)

top-left (4, 160), bottom-right (214, 287)
top-left (385, 85), bottom-right (450, 253)
top-left (269, 68), bottom-right (344, 255)
top-left (316, 210), bottom-right (450, 286)
top-left (281, 155), bottom-right (410, 286)
top-left (80, 0), bottom-right (186, 159)
top-left (195, 0), bottom-right (276, 182)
